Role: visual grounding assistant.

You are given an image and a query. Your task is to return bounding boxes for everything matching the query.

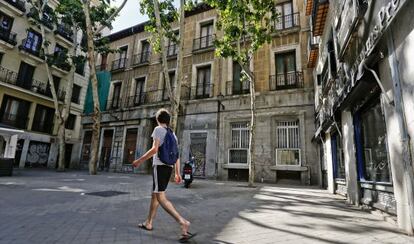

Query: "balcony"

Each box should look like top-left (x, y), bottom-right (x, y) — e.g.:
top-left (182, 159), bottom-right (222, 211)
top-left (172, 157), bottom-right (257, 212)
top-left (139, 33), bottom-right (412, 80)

top-left (52, 54), bottom-right (71, 73)
top-left (55, 24), bottom-right (73, 43)
top-left (269, 72), bottom-right (304, 91)
top-left (111, 58), bottom-right (127, 71)
top-left (307, 35), bottom-right (320, 68)
top-left (0, 65), bottom-right (65, 101)
top-left (107, 98), bottom-right (122, 110)
top-left (1, 0), bottom-right (26, 15)
top-left (124, 90), bottom-right (164, 108)
top-left (132, 52), bottom-right (150, 66)
top-left (0, 112), bottom-right (28, 129)
top-left (27, 7), bottom-right (54, 31)
top-left (18, 39), bottom-right (45, 61)
top-left (193, 35), bottom-right (215, 52)
top-left (225, 80), bottom-right (250, 96)
top-left (166, 44), bottom-right (178, 58)
top-left (311, 0), bottom-right (329, 36)
top-left (0, 27), bottom-right (17, 47)
top-left (190, 84), bottom-right (214, 99)
top-left (274, 13), bottom-right (300, 31)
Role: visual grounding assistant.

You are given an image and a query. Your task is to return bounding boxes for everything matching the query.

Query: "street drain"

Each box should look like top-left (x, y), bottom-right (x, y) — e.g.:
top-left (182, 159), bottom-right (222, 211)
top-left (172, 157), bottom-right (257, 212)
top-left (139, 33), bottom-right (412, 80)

top-left (85, 190), bottom-right (129, 197)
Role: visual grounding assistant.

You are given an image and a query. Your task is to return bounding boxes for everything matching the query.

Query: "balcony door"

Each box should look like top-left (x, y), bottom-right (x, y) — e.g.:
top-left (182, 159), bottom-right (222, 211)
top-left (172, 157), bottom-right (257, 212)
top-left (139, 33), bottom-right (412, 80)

top-left (0, 12), bottom-right (14, 33)
top-left (24, 30), bottom-right (42, 53)
top-left (141, 40), bottom-right (150, 62)
top-left (275, 1), bottom-right (293, 29)
top-left (200, 22), bottom-right (213, 48)
top-left (16, 62), bottom-right (35, 89)
top-left (111, 82), bottom-right (122, 108)
top-left (196, 65), bottom-right (211, 98)
top-left (134, 78), bottom-right (145, 105)
top-left (275, 51), bottom-right (296, 89)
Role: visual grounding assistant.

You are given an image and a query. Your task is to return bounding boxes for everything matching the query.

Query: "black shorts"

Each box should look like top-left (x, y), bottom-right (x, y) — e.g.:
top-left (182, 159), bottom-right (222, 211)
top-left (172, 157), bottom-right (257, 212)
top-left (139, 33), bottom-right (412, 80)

top-left (152, 165), bottom-right (173, 193)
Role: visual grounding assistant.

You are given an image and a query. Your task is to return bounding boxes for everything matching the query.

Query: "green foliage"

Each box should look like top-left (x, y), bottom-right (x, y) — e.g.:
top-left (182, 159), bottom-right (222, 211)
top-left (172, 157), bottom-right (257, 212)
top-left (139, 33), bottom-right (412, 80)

top-left (205, 0), bottom-right (278, 66)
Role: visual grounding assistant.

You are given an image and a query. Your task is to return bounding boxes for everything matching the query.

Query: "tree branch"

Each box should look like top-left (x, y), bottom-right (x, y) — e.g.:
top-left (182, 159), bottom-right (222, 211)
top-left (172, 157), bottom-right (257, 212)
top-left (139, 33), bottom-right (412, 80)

top-left (94, 0), bottom-right (128, 34)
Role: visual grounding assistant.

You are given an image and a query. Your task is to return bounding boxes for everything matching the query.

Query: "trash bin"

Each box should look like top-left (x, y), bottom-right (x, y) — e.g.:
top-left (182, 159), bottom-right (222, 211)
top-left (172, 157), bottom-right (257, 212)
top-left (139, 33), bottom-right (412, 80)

top-left (0, 158), bottom-right (14, 176)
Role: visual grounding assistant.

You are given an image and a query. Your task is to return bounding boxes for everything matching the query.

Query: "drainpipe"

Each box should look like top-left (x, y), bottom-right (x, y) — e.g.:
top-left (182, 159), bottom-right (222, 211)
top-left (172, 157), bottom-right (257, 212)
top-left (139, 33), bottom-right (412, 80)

top-left (386, 28), bottom-right (414, 235)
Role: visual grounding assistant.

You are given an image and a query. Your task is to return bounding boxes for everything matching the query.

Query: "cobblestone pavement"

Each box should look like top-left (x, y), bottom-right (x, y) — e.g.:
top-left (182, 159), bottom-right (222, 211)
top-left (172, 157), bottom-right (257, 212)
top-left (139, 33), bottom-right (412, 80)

top-left (0, 169), bottom-right (413, 244)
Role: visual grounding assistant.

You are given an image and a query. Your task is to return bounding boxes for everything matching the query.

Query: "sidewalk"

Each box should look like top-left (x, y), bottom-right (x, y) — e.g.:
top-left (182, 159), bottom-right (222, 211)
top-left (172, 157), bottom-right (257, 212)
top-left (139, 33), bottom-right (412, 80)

top-left (0, 169), bottom-right (412, 244)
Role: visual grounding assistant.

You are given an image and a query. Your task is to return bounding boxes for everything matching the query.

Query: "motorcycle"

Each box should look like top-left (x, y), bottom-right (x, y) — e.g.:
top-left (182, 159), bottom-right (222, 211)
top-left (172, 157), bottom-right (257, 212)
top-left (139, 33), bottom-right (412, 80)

top-left (182, 156), bottom-right (194, 188)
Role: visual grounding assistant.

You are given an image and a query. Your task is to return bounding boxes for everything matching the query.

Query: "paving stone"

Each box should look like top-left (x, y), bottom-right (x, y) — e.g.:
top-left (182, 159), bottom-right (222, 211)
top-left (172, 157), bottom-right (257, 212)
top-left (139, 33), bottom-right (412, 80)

top-left (0, 169), bottom-right (413, 244)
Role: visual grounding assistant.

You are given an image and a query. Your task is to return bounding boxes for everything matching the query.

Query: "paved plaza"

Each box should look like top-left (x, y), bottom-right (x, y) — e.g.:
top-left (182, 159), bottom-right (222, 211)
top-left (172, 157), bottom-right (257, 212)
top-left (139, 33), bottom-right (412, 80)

top-left (0, 170), bottom-right (413, 244)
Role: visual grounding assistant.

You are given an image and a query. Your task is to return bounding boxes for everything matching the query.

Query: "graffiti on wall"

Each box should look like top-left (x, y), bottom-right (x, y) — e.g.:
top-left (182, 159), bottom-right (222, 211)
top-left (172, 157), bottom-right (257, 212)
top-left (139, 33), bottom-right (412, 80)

top-left (26, 141), bottom-right (50, 167)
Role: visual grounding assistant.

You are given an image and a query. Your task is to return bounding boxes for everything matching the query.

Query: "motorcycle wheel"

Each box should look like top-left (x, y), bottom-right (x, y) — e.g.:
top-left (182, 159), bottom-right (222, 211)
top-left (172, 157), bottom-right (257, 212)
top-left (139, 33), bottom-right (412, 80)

top-left (184, 181), bottom-right (190, 188)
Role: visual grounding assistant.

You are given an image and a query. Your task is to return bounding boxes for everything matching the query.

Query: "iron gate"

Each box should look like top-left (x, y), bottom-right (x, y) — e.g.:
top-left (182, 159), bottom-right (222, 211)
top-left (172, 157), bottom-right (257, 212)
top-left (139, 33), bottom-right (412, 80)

top-left (190, 133), bottom-right (207, 177)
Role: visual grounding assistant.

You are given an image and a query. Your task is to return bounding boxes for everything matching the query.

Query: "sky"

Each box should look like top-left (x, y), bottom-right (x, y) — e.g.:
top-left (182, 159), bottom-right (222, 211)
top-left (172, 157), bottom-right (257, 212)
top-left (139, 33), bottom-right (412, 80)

top-left (111, 0), bottom-right (179, 34)
top-left (111, 0), bottom-right (147, 33)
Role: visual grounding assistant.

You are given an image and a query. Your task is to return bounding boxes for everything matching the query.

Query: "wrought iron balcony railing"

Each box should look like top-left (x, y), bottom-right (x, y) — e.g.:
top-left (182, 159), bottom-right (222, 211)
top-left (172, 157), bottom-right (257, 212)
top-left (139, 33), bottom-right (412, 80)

top-left (0, 65), bottom-right (65, 101)
top-left (269, 71), bottom-right (304, 91)
top-left (166, 44), bottom-right (178, 57)
top-left (3, 0), bottom-right (26, 13)
top-left (55, 24), bottom-right (73, 42)
top-left (111, 58), bottom-right (127, 71)
top-left (274, 12), bottom-right (300, 30)
top-left (193, 35), bottom-right (215, 51)
top-left (132, 51), bottom-right (151, 66)
top-left (190, 83), bottom-right (214, 99)
top-left (18, 38), bottom-right (44, 59)
top-left (225, 80), bottom-right (250, 96)
top-left (0, 26), bottom-right (17, 46)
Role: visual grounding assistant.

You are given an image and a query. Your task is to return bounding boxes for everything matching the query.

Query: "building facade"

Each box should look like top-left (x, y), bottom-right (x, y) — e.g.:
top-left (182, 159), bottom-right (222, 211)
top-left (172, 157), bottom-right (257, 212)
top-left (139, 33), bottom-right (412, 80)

top-left (0, 0), bottom-right (89, 169)
top-left (308, 0), bottom-right (414, 235)
top-left (81, 1), bottom-right (319, 184)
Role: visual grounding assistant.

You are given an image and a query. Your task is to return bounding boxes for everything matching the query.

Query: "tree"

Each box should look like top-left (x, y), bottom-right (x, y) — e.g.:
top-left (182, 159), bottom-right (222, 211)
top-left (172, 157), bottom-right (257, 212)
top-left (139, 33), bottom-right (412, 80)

top-left (205, 0), bottom-right (278, 186)
top-left (82, 0), bottom-right (128, 175)
top-left (139, 0), bottom-right (194, 132)
top-left (27, 0), bottom-right (85, 171)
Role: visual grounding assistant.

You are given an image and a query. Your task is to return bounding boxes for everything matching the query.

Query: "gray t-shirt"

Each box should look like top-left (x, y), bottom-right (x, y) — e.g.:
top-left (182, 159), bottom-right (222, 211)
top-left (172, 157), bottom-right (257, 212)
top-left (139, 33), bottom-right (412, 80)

top-left (151, 126), bottom-right (177, 167)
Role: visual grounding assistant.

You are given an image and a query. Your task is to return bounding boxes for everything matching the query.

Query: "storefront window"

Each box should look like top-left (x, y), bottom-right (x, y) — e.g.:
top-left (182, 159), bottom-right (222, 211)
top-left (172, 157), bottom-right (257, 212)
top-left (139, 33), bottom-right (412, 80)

top-left (331, 133), bottom-right (345, 179)
top-left (355, 99), bottom-right (390, 183)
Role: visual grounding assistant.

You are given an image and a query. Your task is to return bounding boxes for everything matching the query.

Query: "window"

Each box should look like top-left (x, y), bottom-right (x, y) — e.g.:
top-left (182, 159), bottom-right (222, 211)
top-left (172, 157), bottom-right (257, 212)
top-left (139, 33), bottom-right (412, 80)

top-left (133, 78), bottom-right (145, 105)
top-left (196, 65), bottom-right (211, 99)
top-left (113, 46), bottom-right (128, 70)
top-left (65, 114), bottom-right (76, 130)
top-left (273, 51), bottom-right (298, 90)
top-left (75, 60), bottom-right (85, 75)
top-left (141, 40), bottom-right (150, 62)
top-left (111, 82), bottom-right (122, 109)
top-left (0, 53), bottom-right (3, 64)
top-left (355, 98), bottom-right (390, 182)
top-left (16, 62), bottom-right (35, 89)
top-left (0, 95), bottom-right (30, 129)
top-left (229, 122), bottom-right (249, 164)
top-left (198, 21), bottom-right (214, 49)
top-left (71, 84), bottom-right (81, 104)
top-left (24, 30), bottom-right (42, 54)
top-left (124, 128), bottom-right (138, 164)
top-left (327, 37), bottom-right (337, 78)
top-left (331, 132), bottom-right (345, 179)
top-left (32, 105), bottom-right (55, 134)
top-left (167, 31), bottom-right (179, 57)
top-left (275, 1), bottom-right (293, 30)
top-left (45, 75), bottom-right (60, 97)
top-left (163, 71), bottom-right (175, 101)
top-left (232, 61), bottom-right (249, 95)
top-left (0, 12), bottom-right (14, 32)
top-left (275, 120), bottom-right (301, 166)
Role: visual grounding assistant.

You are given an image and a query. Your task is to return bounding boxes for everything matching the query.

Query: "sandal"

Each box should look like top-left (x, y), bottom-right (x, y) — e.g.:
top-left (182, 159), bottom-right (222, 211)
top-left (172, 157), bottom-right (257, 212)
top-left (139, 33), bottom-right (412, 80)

top-left (179, 232), bottom-right (197, 243)
top-left (138, 222), bottom-right (153, 231)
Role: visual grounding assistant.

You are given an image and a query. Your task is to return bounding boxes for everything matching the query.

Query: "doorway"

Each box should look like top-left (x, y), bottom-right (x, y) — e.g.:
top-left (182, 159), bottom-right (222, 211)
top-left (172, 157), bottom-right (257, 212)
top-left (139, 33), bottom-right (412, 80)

top-left (99, 130), bottom-right (113, 171)
top-left (190, 133), bottom-right (207, 177)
